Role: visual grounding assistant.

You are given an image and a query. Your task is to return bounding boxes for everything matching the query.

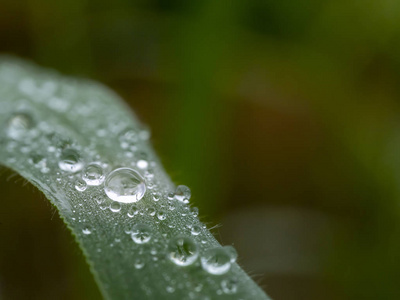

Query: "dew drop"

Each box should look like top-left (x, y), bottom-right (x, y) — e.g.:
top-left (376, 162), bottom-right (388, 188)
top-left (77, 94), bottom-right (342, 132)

top-left (134, 258), bottom-right (145, 269)
top-left (109, 202), bottom-right (121, 213)
top-left (82, 163), bottom-right (105, 186)
top-left (223, 245), bottom-right (238, 263)
top-left (29, 154), bottom-right (47, 169)
top-left (127, 205), bottom-right (139, 218)
top-left (167, 236), bottom-right (199, 266)
top-left (201, 247), bottom-right (232, 275)
top-left (58, 148), bottom-right (84, 173)
top-left (147, 207), bottom-right (156, 216)
top-left (119, 128), bottom-right (138, 145)
top-left (137, 159), bottom-right (148, 169)
top-left (82, 228), bottom-right (92, 235)
top-left (104, 168), bottom-right (146, 203)
top-left (152, 193), bottom-right (161, 202)
top-left (157, 211), bottom-right (166, 221)
top-left (191, 207), bottom-right (199, 217)
top-left (166, 286), bottom-right (175, 293)
top-left (131, 224), bottom-right (152, 244)
top-left (191, 225), bottom-right (201, 236)
top-left (75, 179), bottom-right (87, 192)
top-left (6, 112), bottom-right (34, 140)
top-left (221, 278), bottom-right (238, 294)
top-left (175, 185), bottom-right (191, 203)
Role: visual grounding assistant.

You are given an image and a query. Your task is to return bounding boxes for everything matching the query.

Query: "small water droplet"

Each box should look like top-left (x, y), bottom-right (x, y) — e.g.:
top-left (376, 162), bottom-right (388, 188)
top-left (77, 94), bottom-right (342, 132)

top-left (131, 224), bottom-right (152, 244)
top-left (109, 202), bottom-right (121, 213)
top-left (137, 159), bottom-right (148, 169)
top-left (29, 154), bottom-right (47, 170)
top-left (221, 278), bottom-right (238, 294)
top-left (201, 247), bottom-right (232, 275)
top-left (58, 148), bottom-right (84, 173)
top-left (134, 258), bottom-right (145, 269)
top-left (223, 246), bottom-right (238, 263)
top-left (6, 112), bottom-right (34, 140)
top-left (104, 168), bottom-right (146, 203)
top-left (127, 205), bottom-right (139, 218)
top-left (157, 211), bottom-right (166, 220)
top-left (191, 225), bottom-right (201, 236)
top-left (167, 192), bottom-right (175, 200)
top-left (166, 286), bottom-right (175, 293)
top-left (191, 207), bottom-right (199, 217)
top-left (82, 163), bottom-right (105, 186)
top-left (167, 236), bottom-right (199, 266)
top-left (152, 193), bottom-right (161, 202)
top-left (82, 228), bottom-right (92, 235)
top-left (147, 208), bottom-right (156, 216)
top-left (119, 128), bottom-right (138, 145)
top-left (75, 179), bottom-right (87, 192)
top-left (175, 185), bottom-right (191, 203)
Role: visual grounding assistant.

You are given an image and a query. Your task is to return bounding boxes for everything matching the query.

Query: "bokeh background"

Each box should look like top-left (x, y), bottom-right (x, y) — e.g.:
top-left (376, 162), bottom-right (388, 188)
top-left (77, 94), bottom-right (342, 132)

top-left (1, 0), bottom-right (400, 299)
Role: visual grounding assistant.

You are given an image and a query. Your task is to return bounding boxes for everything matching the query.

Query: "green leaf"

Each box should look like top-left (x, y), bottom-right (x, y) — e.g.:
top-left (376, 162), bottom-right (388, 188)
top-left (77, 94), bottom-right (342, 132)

top-left (0, 56), bottom-right (270, 300)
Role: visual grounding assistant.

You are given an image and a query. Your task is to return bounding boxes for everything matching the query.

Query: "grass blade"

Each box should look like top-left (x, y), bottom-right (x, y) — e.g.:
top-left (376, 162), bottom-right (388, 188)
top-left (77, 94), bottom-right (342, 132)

top-left (0, 56), bottom-right (270, 300)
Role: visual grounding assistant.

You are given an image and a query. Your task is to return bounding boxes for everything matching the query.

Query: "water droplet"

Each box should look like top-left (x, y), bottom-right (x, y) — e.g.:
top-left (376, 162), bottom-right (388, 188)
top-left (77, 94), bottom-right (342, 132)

top-left (127, 205), bottom-right (139, 218)
top-left (175, 185), bottom-right (191, 203)
top-left (157, 211), bottom-right (166, 220)
top-left (167, 236), bottom-right (199, 266)
top-left (168, 192), bottom-right (175, 200)
top-left (58, 148), bottom-right (84, 173)
top-left (109, 202), bottom-right (121, 213)
top-left (191, 225), bottom-right (201, 236)
top-left (104, 168), bottom-right (146, 203)
top-left (6, 112), bottom-right (34, 140)
top-left (82, 228), bottom-right (92, 235)
top-left (152, 193), bottom-right (161, 202)
top-left (137, 159), bottom-right (148, 169)
top-left (134, 258), bottom-right (145, 269)
top-left (82, 163), bottom-right (105, 186)
top-left (131, 224), bottom-right (152, 244)
top-left (119, 128), bottom-right (138, 145)
top-left (191, 207), bottom-right (199, 217)
top-left (221, 278), bottom-right (238, 294)
top-left (194, 283), bottom-right (203, 292)
top-left (201, 247), bottom-right (232, 275)
top-left (223, 246), bottom-right (238, 263)
top-left (29, 154), bottom-right (47, 169)
top-left (166, 286), bottom-right (175, 293)
top-left (147, 208), bottom-right (156, 216)
top-left (75, 179), bottom-right (87, 192)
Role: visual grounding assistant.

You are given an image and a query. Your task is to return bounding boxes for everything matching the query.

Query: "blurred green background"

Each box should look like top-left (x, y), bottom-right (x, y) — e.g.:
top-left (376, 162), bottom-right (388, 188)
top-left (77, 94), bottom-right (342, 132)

top-left (1, 0), bottom-right (400, 299)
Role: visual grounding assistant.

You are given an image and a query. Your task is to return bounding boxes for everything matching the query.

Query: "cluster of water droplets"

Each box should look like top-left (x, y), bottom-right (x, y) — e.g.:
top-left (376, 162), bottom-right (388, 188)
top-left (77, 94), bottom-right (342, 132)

top-left (0, 65), bottom-right (243, 298)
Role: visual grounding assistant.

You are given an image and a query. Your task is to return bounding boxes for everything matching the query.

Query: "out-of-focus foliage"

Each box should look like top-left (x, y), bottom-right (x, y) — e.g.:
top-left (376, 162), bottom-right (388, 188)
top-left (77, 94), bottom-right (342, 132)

top-left (1, 0), bottom-right (400, 299)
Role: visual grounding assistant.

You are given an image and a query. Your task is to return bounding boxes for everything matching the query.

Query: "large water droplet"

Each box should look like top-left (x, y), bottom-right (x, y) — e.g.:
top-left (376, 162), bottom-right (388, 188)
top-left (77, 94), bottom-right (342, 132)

top-left (104, 168), bottom-right (146, 203)
top-left (201, 247), bottom-right (232, 275)
top-left (58, 148), bottom-right (84, 173)
top-left (167, 236), bottom-right (199, 266)
top-left (131, 224), bottom-right (152, 244)
top-left (82, 163), bottom-right (105, 186)
top-left (175, 185), bottom-right (191, 203)
top-left (6, 112), bottom-right (35, 140)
